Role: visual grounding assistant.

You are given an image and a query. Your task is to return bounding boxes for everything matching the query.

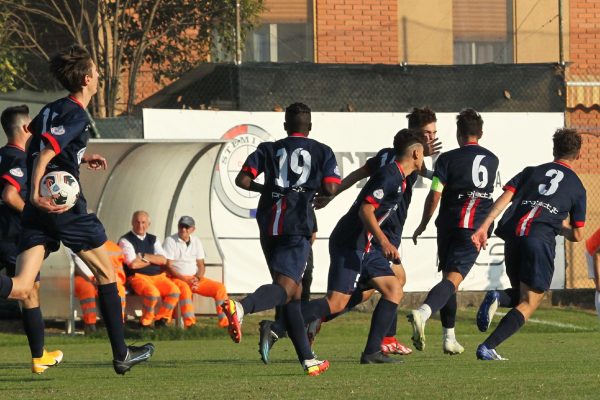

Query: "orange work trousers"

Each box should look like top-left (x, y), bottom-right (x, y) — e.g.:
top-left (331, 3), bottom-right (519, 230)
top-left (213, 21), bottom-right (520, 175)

top-left (128, 272), bottom-right (181, 326)
top-left (74, 276), bottom-right (126, 324)
top-left (170, 276), bottom-right (228, 327)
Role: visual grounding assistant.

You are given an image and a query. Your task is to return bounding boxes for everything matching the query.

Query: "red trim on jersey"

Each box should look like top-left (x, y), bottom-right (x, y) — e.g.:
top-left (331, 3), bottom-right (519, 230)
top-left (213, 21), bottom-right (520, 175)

top-left (503, 185), bottom-right (517, 193)
top-left (277, 198), bottom-right (287, 234)
top-left (6, 143), bottom-right (25, 152)
top-left (290, 133), bottom-right (307, 137)
top-left (553, 160), bottom-right (572, 169)
top-left (459, 199), bottom-right (469, 228)
top-left (467, 199), bottom-right (481, 229)
top-left (516, 207), bottom-right (542, 237)
top-left (1, 174), bottom-right (20, 192)
top-left (364, 196), bottom-right (380, 208)
top-left (322, 176), bottom-right (341, 184)
top-left (574, 221), bottom-right (585, 228)
top-left (524, 208), bottom-right (542, 235)
top-left (465, 141), bottom-right (479, 145)
top-left (395, 161), bottom-right (407, 192)
top-left (269, 203), bottom-right (277, 235)
top-left (68, 95), bottom-right (85, 109)
top-left (41, 132), bottom-right (61, 155)
top-left (242, 165), bottom-right (258, 179)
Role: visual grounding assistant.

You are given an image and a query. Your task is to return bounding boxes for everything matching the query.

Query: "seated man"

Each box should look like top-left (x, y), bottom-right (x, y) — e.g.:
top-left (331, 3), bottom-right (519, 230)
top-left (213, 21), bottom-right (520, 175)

top-left (163, 216), bottom-right (229, 328)
top-left (72, 240), bottom-right (127, 334)
top-left (119, 210), bottom-right (180, 328)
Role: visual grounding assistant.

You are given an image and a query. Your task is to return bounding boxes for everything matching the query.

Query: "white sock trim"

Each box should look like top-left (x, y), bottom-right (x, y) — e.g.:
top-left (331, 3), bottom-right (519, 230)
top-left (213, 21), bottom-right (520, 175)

top-left (418, 304), bottom-right (432, 321)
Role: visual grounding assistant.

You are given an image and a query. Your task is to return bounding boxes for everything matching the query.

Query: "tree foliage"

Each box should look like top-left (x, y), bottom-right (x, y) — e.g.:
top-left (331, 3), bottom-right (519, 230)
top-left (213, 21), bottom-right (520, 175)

top-left (0, 6), bottom-right (25, 92)
top-left (0, 0), bottom-right (263, 116)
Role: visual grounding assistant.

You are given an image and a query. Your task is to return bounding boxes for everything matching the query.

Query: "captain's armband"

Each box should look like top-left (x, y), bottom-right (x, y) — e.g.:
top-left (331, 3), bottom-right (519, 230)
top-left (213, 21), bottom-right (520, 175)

top-left (431, 176), bottom-right (444, 193)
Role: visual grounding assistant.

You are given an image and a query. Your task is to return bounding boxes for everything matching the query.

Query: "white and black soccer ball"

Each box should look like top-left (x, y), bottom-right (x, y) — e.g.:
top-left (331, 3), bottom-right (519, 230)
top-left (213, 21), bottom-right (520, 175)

top-left (40, 171), bottom-right (80, 209)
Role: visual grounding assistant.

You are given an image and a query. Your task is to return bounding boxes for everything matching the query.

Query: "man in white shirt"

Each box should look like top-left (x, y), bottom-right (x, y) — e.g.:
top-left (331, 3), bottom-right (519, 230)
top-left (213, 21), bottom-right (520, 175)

top-left (118, 210), bottom-right (180, 328)
top-left (163, 216), bottom-right (229, 328)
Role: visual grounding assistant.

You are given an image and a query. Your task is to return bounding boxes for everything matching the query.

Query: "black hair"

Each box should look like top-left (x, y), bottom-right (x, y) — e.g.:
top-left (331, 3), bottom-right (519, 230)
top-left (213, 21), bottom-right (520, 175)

top-left (553, 128), bottom-right (582, 159)
top-left (407, 107), bottom-right (437, 129)
top-left (49, 45), bottom-right (93, 93)
top-left (393, 128), bottom-right (426, 157)
top-left (456, 108), bottom-right (483, 138)
top-left (1, 104), bottom-right (29, 138)
top-left (285, 102), bottom-right (312, 133)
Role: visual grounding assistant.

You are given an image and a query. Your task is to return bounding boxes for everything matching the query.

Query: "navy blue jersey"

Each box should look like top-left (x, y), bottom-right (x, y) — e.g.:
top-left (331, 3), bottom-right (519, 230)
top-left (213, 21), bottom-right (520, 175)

top-left (0, 144), bottom-right (27, 239)
top-left (331, 161), bottom-right (407, 251)
top-left (434, 143), bottom-right (499, 231)
top-left (242, 134), bottom-right (340, 237)
top-left (496, 161), bottom-right (586, 243)
top-left (27, 96), bottom-right (91, 181)
top-left (365, 147), bottom-right (419, 239)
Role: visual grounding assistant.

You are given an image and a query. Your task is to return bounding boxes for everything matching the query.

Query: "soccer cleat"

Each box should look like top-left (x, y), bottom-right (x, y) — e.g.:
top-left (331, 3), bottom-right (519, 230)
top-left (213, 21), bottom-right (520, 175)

top-left (443, 338), bottom-right (465, 355)
top-left (303, 359), bottom-right (330, 376)
top-left (407, 310), bottom-right (426, 351)
top-left (360, 350), bottom-right (404, 364)
top-left (381, 336), bottom-right (413, 355)
top-left (32, 349), bottom-right (63, 374)
top-left (217, 317), bottom-right (229, 328)
top-left (222, 299), bottom-right (243, 343)
top-left (258, 320), bottom-right (279, 364)
top-left (306, 318), bottom-right (322, 347)
top-left (477, 290), bottom-right (500, 332)
top-left (113, 343), bottom-right (155, 375)
top-left (476, 344), bottom-right (508, 361)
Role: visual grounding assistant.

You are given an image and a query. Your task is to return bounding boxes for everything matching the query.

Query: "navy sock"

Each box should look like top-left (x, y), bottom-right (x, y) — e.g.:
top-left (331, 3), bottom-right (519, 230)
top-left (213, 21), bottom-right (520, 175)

top-left (499, 288), bottom-right (519, 308)
top-left (440, 293), bottom-right (457, 328)
top-left (240, 284), bottom-right (287, 314)
top-left (424, 279), bottom-right (456, 315)
top-left (97, 283), bottom-right (128, 361)
top-left (301, 297), bottom-right (331, 324)
top-left (385, 311), bottom-right (398, 337)
top-left (347, 289), bottom-right (364, 309)
top-left (284, 300), bottom-right (314, 361)
top-left (22, 307), bottom-right (44, 358)
top-left (364, 298), bottom-right (398, 354)
top-left (323, 309), bottom-right (346, 322)
top-left (272, 305), bottom-right (286, 338)
top-left (483, 308), bottom-right (525, 349)
top-left (0, 275), bottom-right (13, 298)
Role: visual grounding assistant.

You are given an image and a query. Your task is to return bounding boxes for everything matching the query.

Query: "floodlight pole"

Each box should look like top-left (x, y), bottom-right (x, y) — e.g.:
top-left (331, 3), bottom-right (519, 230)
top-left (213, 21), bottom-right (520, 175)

top-left (235, 0), bottom-right (242, 65)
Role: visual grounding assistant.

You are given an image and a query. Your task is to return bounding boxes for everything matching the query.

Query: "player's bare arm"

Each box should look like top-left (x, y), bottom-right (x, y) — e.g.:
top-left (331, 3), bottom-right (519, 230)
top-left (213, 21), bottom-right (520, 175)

top-left (30, 147), bottom-right (69, 214)
top-left (471, 189), bottom-right (514, 251)
top-left (314, 165), bottom-right (368, 209)
top-left (82, 153), bottom-right (108, 170)
top-left (235, 170), bottom-right (264, 193)
top-left (1, 184), bottom-right (25, 212)
top-left (412, 189), bottom-right (441, 244)
top-left (359, 203), bottom-right (399, 262)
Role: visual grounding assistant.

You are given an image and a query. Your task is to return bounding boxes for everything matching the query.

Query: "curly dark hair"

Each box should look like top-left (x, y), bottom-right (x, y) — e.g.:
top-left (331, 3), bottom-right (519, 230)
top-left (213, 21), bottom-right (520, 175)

top-left (49, 45), bottom-right (93, 93)
top-left (285, 102), bottom-right (312, 133)
top-left (406, 107), bottom-right (437, 130)
top-left (553, 128), bottom-right (582, 159)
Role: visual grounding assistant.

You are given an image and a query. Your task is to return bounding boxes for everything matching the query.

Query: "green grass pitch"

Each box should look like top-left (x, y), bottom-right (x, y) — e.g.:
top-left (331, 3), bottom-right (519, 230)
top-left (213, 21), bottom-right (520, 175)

top-left (0, 307), bottom-right (599, 399)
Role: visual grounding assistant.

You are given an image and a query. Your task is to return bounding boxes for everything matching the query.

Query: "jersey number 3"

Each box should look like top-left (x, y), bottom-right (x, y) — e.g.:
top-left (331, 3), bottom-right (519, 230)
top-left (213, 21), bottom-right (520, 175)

top-left (538, 169), bottom-right (564, 196)
top-left (275, 148), bottom-right (312, 188)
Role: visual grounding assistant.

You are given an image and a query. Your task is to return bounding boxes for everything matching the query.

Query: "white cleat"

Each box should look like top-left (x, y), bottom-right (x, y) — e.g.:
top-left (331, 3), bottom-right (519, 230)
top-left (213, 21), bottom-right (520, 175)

top-left (407, 310), bottom-right (426, 351)
top-left (443, 338), bottom-right (465, 355)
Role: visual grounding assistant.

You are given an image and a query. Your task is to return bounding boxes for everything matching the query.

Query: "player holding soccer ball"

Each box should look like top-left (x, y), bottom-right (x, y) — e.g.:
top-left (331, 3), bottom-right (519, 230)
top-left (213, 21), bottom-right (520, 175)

top-left (0, 45), bottom-right (154, 375)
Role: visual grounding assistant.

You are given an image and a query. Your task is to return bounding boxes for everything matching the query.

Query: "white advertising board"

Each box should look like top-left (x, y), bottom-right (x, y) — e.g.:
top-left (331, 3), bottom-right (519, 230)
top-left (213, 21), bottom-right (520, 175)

top-left (144, 109), bottom-right (565, 293)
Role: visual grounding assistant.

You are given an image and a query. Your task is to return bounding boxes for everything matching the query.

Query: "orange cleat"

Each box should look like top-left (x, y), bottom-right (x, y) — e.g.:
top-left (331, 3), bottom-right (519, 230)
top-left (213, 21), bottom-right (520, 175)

top-left (303, 359), bottom-right (330, 376)
top-left (222, 299), bottom-right (243, 343)
top-left (381, 336), bottom-right (413, 355)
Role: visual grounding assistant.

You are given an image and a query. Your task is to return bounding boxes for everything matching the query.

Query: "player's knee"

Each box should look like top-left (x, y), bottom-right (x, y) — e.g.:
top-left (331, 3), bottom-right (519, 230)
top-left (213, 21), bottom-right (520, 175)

top-left (326, 294), bottom-right (349, 314)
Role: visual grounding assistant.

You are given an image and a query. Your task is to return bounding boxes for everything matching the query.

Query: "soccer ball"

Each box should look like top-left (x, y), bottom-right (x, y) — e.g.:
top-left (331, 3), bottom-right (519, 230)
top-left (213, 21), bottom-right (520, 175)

top-left (40, 171), bottom-right (80, 209)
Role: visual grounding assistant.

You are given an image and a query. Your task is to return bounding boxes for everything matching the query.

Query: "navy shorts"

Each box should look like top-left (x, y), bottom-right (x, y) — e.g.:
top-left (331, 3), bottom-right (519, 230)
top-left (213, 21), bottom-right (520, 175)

top-left (504, 237), bottom-right (555, 292)
top-left (19, 203), bottom-right (107, 255)
top-left (260, 235), bottom-right (310, 283)
top-left (327, 242), bottom-right (364, 294)
top-left (0, 240), bottom-right (18, 277)
top-left (360, 245), bottom-right (395, 283)
top-left (437, 228), bottom-right (480, 278)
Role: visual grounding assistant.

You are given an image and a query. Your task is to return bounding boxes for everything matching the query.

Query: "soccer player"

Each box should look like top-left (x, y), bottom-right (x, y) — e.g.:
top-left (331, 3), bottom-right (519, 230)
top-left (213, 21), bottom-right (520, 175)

top-left (0, 46), bottom-right (154, 374)
top-left (258, 107), bottom-right (441, 362)
top-left (472, 128), bottom-right (586, 360)
top-left (409, 109), bottom-right (499, 354)
top-left (222, 102), bottom-right (340, 376)
top-left (0, 105), bottom-right (64, 373)
top-left (585, 228), bottom-right (600, 320)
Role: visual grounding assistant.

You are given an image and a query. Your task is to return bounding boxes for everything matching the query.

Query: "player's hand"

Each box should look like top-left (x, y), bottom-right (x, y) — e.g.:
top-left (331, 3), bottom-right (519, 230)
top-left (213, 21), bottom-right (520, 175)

top-left (84, 154), bottom-right (108, 170)
top-left (381, 240), bottom-right (400, 262)
top-left (424, 137), bottom-right (442, 157)
top-left (471, 229), bottom-right (488, 251)
top-left (32, 195), bottom-right (69, 214)
top-left (314, 194), bottom-right (334, 209)
top-left (412, 224), bottom-right (426, 245)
